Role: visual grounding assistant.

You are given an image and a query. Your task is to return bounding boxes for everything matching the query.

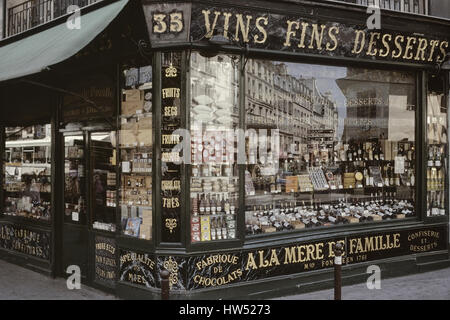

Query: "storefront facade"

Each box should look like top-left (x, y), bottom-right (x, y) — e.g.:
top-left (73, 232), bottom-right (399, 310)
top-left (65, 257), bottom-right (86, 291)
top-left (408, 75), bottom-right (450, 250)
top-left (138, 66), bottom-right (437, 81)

top-left (0, 0), bottom-right (449, 299)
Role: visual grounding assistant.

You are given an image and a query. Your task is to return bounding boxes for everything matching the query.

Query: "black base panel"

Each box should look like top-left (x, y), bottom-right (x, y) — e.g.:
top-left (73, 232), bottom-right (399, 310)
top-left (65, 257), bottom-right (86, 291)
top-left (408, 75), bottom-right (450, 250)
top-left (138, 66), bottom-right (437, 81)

top-left (114, 250), bottom-right (449, 300)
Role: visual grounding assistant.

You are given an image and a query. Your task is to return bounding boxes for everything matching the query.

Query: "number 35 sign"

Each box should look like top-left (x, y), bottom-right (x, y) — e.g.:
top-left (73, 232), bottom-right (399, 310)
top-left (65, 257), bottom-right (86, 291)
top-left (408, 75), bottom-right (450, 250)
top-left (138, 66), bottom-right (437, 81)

top-left (153, 12), bottom-right (183, 34)
top-left (142, 2), bottom-right (192, 43)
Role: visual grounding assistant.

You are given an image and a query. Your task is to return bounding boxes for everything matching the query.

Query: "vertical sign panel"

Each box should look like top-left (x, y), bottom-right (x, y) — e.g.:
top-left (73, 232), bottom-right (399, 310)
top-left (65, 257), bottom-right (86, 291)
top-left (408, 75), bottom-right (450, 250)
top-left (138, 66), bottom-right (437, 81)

top-left (160, 53), bottom-right (182, 242)
top-left (94, 236), bottom-right (117, 287)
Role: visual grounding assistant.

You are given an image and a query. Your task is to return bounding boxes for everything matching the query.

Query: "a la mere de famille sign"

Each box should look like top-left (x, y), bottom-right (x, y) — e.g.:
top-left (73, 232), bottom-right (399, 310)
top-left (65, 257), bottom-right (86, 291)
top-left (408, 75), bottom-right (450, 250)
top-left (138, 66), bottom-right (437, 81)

top-left (117, 225), bottom-right (448, 291)
top-left (143, 2), bottom-right (449, 65)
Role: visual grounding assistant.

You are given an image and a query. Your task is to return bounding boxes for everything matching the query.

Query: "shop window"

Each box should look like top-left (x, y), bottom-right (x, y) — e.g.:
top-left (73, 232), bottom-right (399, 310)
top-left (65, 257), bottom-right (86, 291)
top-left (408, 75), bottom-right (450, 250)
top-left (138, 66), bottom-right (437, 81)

top-left (426, 74), bottom-right (448, 217)
top-left (91, 131), bottom-right (117, 232)
top-left (119, 64), bottom-right (153, 240)
top-left (3, 124), bottom-right (52, 221)
top-left (244, 60), bottom-right (417, 236)
top-left (64, 134), bottom-right (86, 224)
top-left (189, 52), bottom-right (239, 243)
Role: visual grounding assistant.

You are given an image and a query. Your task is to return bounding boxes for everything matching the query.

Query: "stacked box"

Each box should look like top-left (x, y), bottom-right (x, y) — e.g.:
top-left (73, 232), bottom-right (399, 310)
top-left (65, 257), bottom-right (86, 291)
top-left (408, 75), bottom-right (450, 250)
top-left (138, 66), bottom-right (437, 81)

top-left (343, 173), bottom-right (356, 188)
top-left (291, 221), bottom-right (305, 229)
top-left (191, 216), bottom-right (201, 242)
top-left (344, 216), bottom-right (359, 223)
top-left (139, 209), bottom-right (152, 240)
top-left (137, 116), bottom-right (153, 147)
top-left (200, 216), bottom-right (211, 241)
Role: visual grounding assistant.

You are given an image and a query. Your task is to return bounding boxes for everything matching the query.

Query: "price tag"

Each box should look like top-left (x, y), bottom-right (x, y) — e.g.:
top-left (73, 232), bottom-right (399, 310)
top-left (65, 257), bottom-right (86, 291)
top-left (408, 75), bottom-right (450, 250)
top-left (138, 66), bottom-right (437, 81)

top-left (72, 212), bottom-right (79, 222)
top-left (377, 183), bottom-right (383, 188)
top-left (394, 156), bottom-right (405, 174)
top-left (122, 161), bottom-right (131, 173)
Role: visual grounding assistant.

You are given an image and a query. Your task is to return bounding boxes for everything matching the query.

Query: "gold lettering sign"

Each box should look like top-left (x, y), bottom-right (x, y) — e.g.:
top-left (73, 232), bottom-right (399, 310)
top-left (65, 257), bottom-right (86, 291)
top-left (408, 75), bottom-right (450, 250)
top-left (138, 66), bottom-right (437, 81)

top-left (95, 242), bottom-right (116, 255)
top-left (197, 9), bottom-right (448, 63)
top-left (120, 253), bottom-right (155, 269)
top-left (407, 230), bottom-right (441, 252)
top-left (161, 152), bottom-right (181, 162)
top-left (162, 197), bottom-right (180, 208)
top-left (162, 88), bottom-right (180, 99)
top-left (161, 180), bottom-right (181, 191)
top-left (164, 106), bottom-right (178, 116)
top-left (193, 269), bottom-right (243, 287)
top-left (162, 134), bottom-right (181, 145)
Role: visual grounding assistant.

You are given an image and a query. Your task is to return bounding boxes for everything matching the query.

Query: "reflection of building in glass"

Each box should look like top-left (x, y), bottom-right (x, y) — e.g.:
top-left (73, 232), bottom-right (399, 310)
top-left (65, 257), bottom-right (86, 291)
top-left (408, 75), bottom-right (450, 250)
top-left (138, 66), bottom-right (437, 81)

top-left (337, 68), bottom-right (415, 142)
top-left (190, 53), bottom-right (239, 117)
top-left (245, 60), bottom-right (337, 158)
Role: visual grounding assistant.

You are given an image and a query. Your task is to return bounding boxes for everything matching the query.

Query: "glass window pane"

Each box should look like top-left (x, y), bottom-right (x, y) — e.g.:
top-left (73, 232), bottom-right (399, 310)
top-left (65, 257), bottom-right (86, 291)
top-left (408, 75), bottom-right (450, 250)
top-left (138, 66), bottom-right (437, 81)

top-left (64, 134), bottom-right (86, 224)
top-left (245, 60), bottom-right (416, 236)
top-left (3, 124), bottom-right (52, 221)
top-left (189, 52), bottom-right (239, 243)
top-left (426, 74), bottom-right (447, 217)
top-left (91, 131), bottom-right (117, 232)
top-left (119, 64), bottom-right (153, 240)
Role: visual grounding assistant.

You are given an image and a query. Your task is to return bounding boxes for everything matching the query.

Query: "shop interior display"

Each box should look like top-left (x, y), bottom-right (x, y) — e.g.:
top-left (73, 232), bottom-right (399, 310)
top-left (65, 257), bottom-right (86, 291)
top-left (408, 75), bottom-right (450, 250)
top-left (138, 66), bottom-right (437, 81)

top-left (245, 139), bottom-right (416, 235)
top-left (3, 125), bottom-right (52, 221)
top-left (119, 65), bottom-right (153, 240)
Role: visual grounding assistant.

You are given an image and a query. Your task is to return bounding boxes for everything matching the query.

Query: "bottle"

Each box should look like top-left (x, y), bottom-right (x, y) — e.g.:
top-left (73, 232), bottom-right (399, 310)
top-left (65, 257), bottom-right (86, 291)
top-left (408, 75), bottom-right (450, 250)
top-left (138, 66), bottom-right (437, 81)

top-left (230, 195), bottom-right (237, 214)
top-left (276, 175), bottom-right (282, 193)
top-left (224, 195), bottom-right (231, 214)
top-left (205, 194), bottom-right (211, 215)
top-left (200, 195), bottom-right (206, 215)
top-left (270, 176), bottom-right (276, 193)
top-left (354, 212), bottom-right (365, 222)
top-left (216, 194), bottom-right (222, 214)
top-left (439, 191), bottom-right (446, 215)
top-left (357, 143), bottom-right (363, 161)
top-left (383, 165), bottom-right (389, 186)
top-left (192, 195), bottom-right (199, 216)
top-left (427, 147), bottom-right (435, 167)
top-left (347, 145), bottom-right (353, 162)
top-left (328, 214), bottom-right (337, 224)
top-left (373, 142), bottom-right (379, 161)
top-left (210, 195), bottom-right (217, 215)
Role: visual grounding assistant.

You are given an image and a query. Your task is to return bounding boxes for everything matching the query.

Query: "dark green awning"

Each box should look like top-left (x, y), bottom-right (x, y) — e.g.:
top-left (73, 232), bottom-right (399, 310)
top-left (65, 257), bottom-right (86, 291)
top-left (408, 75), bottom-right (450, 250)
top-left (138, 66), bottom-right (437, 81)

top-left (0, 0), bottom-right (128, 82)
